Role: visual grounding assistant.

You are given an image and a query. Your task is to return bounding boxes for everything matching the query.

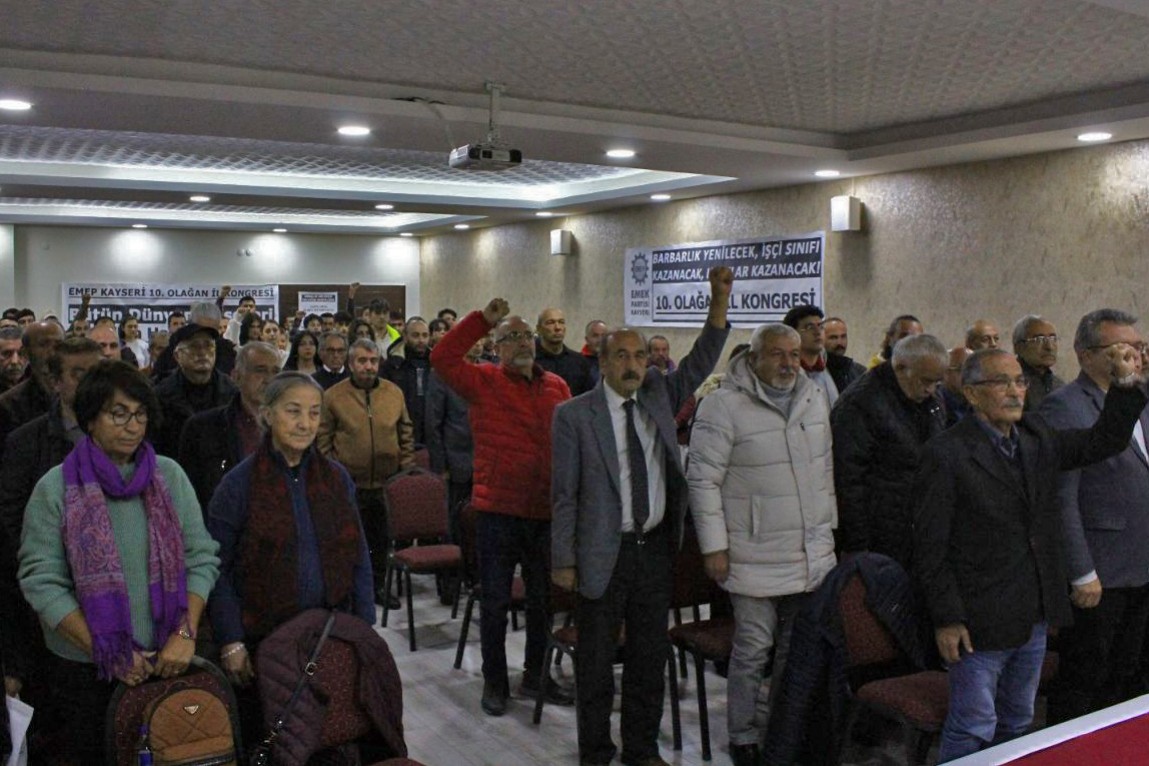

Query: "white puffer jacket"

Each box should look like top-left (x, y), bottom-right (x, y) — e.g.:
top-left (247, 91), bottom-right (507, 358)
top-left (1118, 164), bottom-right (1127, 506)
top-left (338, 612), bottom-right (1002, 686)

top-left (687, 352), bottom-right (837, 598)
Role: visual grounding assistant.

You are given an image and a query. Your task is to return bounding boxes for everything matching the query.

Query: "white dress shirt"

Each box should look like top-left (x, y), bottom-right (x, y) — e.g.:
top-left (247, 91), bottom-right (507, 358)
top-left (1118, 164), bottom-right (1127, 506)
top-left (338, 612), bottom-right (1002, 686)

top-left (604, 383), bottom-right (666, 533)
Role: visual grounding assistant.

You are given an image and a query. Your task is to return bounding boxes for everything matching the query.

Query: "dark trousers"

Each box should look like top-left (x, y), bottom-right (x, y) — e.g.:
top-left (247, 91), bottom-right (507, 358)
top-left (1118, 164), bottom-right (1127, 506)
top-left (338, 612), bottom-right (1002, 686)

top-left (356, 487), bottom-right (389, 578)
top-left (446, 479), bottom-right (473, 544)
top-left (475, 511), bottom-right (551, 686)
top-left (1048, 583), bottom-right (1149, 724)
top-left (35, 654), bottom-right (117, 765)
top-left (576, 525), bottom-right (672, 764)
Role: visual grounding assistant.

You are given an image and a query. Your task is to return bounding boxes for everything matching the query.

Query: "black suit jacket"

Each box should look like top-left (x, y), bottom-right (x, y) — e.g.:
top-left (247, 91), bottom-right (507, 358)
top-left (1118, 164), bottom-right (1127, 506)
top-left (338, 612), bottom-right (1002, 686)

top-left (913, 384), bottom-right (1147, 650)
top-left (178, 397), bottom-right (248, 512)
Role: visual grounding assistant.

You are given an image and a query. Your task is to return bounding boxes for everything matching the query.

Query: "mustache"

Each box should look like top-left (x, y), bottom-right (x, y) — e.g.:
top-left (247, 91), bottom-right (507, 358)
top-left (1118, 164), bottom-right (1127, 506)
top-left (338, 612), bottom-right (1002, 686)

top-left (622, 371), bottom-right (641, 381)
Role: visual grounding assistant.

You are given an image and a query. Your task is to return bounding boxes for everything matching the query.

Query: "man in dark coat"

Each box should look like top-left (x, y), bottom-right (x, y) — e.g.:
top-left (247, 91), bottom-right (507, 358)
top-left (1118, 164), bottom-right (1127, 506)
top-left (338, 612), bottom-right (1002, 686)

top-left (0, 320), bottom-right (64, 453)
top-left (822, 317), bottom-right (866, 394)
top-left (535, 307), bottom-right (594, 396)
top-left (913, 345), bottom-right (1145, 762)
top-left (154, 323), bottom-right (237, 456)
top-left (381, 319), bottom-right (433, 446)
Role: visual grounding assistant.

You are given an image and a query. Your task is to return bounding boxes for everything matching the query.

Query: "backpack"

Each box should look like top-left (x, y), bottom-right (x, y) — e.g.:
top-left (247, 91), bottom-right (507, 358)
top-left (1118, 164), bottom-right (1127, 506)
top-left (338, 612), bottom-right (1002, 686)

top-left (106, 656), bottom-right (243, 766)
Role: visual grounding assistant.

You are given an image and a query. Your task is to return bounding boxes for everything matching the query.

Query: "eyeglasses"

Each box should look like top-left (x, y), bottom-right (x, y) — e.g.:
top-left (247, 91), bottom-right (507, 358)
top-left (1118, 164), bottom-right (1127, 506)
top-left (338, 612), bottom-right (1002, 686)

top-left (1021, 335), bottom-right (1058, 346)
top-left (104, 407), bottom-right (149, 426)
top-left (971, 377), bottom-right (1029, 391)
top-left (496, 331), bottom-right (534, 344)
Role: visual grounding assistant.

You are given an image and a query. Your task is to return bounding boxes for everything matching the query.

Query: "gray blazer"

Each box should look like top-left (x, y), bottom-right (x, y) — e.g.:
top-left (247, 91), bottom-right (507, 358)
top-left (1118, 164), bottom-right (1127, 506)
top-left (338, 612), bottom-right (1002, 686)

top-left (551, 322), bottom-right (729, 600)
top-left (1039, 373), bottom-right (1149, 588)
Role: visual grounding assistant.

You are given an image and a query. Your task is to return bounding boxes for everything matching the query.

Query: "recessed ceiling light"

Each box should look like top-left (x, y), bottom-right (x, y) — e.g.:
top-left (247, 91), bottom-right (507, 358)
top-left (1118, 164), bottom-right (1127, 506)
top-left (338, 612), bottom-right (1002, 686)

top-left (0, 99), bottom-right (32, 111)
top-left (374, 203), bottom-right (394, 210)
top-left (131, 224), bottom-right (148, 229)
top-left (337, 125), bottom-right (371, 137)
top-left (814, 169), bottom-right (841, 178)
top-left (606, 149), bottom-right (636, 159)
top-left (399, 232), bottom-right (414, 237)
top-left (454, 224), bottom-right (470, 230)
top-left (1077, 132), bottom-right (1112, 143)
top-left (189, 195), bottom-right (211, 203)
top-left (536, 212), bottom-right (555, 218)
top-left (650, 194), bottom-right (672, 201)
top-left (272, 228), bottom-right (287, 233)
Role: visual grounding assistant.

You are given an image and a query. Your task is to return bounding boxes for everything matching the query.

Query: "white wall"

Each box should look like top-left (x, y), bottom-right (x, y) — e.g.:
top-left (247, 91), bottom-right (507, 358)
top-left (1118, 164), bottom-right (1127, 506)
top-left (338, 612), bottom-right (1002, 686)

top-left (0, 225), bottom-right (14, 310)
top-left (10, 226), bottom-right (421, 316)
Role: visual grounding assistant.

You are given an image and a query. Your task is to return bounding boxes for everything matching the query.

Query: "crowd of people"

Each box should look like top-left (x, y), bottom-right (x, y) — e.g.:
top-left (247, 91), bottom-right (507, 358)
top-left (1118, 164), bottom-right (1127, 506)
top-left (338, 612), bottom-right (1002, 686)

top-left (2, 275), bottom-right (1149, 766)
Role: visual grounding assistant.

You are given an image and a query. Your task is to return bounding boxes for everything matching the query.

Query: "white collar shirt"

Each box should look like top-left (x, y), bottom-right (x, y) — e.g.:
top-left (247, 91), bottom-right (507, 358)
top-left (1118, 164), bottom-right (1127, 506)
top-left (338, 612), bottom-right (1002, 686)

top-left (603, 382), bottom-right (666, 533)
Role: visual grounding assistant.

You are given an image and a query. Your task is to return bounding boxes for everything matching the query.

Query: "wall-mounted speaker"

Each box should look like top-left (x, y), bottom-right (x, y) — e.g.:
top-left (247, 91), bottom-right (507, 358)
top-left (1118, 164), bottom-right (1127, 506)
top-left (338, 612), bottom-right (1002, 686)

top-left (831, 196), bottom-right (862, 232)
top-left (550, 229), bottom-right (573, 255)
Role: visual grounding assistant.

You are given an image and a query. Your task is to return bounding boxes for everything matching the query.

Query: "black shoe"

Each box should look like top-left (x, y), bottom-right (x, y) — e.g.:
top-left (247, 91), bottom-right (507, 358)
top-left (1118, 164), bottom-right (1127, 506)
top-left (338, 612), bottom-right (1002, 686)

top-left (481, 679), bottom-right (508, 716)
top-left (729, 742), bottom-right (762, 766)
top-left (375, 587), bottom-right (401, 610)
top-left (518, 674), bottom-right (575, 706)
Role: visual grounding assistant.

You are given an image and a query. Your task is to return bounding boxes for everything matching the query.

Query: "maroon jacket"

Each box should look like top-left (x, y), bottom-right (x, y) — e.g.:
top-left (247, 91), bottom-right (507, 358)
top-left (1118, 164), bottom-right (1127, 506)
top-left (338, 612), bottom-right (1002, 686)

top-left (430, 310), bottom-right (571, 519)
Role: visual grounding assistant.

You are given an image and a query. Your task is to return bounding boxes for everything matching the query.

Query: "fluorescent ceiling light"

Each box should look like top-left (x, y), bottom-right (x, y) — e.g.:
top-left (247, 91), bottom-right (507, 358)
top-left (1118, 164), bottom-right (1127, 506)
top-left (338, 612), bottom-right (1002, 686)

top-left (374, 203), bottom-right (394, 210)
top-left (272, 227), bottom-right (287, 233)
top-left (0, 99), bottom-right (32, 111)
top-left (650, 193), bottom-right (672, 201)
top-left (535, 212), bottom-right (555, 217)
top-left (337, 125), bottom-right (371, 136)
top-left (189, 195), bottom-right (211, 203)
top-left (131, 223), bottom-right (148, 229)
top-left (1077, 132), bottom-right (1112, 142)
top-left (814, 169), bottom-right (841, 177)
top-left (454, 224), bottom-right (470, 230)
top-left (399, 232), bottom-right (414, 237)
top-left (606, 149), bottom-right (636, 159)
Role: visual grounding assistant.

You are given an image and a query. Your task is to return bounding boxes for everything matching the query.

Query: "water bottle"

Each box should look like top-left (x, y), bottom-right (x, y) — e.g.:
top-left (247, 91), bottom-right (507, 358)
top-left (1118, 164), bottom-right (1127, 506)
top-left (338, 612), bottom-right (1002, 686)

top-left (137, 724), bottom-right (153, 766)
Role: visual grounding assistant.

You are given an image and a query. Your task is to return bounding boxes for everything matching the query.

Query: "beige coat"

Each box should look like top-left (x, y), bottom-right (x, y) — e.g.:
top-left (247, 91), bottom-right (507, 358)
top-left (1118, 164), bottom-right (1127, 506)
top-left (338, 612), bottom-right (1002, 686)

top-left (318, 377), bottom-right (414, 489)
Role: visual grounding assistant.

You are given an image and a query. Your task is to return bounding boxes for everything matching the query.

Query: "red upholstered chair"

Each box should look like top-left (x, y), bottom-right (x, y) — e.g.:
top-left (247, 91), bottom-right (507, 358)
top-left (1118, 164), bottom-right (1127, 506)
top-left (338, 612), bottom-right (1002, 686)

top-left (838, 573), bottom-right (949, 765)
top-left (531, 584), bottom-right (605, 725)
top-left (380, 468), bottom-right (464, 651)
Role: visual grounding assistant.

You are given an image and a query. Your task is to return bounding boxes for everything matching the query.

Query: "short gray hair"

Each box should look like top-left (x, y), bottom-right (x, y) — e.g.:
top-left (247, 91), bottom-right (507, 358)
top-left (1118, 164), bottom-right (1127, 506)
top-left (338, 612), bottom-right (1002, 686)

top-left (188, 301), bottom-right (222, 326)
top-left (891, 333), bottom-right (947, 368)
top-left (1012, 314), bottom-right (1049, 350)
top-left (235, 341), bottom-right (279, 373)
top-left (961, 348), bottom-right (1014, 386)
top-left (260, 371), bottom-right (324, 419)
top-left (749, 323), bottom-right (800, 354)
top-left (320, 330), bottom-right (348, 349)
top-left (1074, 308), bottom-right (1138, 353)
top-left (349, 337), bottom-right (381, 357)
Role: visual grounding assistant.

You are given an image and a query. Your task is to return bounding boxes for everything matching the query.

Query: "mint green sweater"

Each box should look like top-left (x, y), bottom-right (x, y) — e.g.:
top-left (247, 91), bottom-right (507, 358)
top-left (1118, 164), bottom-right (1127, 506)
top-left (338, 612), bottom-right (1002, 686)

top-left (18, 456), bottom-right (221, 664)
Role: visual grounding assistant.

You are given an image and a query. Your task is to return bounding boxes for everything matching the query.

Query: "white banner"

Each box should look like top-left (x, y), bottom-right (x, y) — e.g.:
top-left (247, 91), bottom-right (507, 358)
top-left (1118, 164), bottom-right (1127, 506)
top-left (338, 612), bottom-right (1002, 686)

top-left (297, 291), bottom-right (338, 315)
top-left (624, 232), bottom-right (825, 327)
top-left (60, 283), bottom-right (279, 339)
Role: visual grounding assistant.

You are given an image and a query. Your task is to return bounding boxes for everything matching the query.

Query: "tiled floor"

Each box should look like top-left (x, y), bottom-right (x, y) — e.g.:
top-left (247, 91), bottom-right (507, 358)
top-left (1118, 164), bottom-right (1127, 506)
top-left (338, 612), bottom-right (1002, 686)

top-left (376, 574), bottom-right (913, 766)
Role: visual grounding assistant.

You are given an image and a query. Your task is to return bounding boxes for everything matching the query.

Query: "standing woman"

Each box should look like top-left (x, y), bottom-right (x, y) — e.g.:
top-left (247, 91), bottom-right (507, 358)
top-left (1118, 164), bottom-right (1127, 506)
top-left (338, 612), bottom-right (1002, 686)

top-left (261, 322), bottom-right (289, 366)
top-left (120, 316), bottom-right (149, 368)
top-left (239, 312), bottom-right (264, 346)
top-left (207, 372), bottom-right (374, 741)
top-left (284, 330), bottom-right (320, 375)
top-left (18, 360), bottom-right (220, 763)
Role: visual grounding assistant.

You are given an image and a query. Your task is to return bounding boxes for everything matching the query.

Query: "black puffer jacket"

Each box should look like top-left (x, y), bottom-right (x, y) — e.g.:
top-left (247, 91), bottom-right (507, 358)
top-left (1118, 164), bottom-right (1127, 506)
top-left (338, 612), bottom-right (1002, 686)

top-left (830, 362), bottom-right (945, 568)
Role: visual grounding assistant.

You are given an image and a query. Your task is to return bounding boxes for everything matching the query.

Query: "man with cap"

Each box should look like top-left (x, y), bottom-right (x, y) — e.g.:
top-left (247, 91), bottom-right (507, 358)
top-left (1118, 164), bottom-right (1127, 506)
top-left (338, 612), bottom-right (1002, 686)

top-left (154, 322), bottom-right (237, 457)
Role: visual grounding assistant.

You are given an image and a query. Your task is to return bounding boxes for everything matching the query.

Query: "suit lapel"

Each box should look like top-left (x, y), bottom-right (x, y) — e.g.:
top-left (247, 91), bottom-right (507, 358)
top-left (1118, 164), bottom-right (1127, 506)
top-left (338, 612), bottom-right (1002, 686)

top-left (589, 387), bottom-right (622, 497)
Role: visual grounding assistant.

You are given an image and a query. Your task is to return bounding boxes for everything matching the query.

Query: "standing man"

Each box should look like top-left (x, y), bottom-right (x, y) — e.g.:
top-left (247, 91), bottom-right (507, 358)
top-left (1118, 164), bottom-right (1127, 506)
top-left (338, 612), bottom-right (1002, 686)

top-left (687, 321), bottom-right (831, 766)
top-left (1013, 314), bottom-right (1064, 411)
top-left (822, 316), bottom-right (866, 394)
top-left (647, 336), bottom-right (676, 375)
top-left (318, 338), bottom-right (414, 609)
top-left (942, 347), bottom-right (975, 427)
top-left (1039, 309), bottom-right (1149, 722)
top-left (0, 327), bottom-right (25, 395)
top-left (0, 320), bottom-right (65, 451)
top-left (914, 346), bottom-right (1145, 762)
top-left (431, 299), bottom-right (573, 717)
top-left (582, 319), bottom-right (608, 385)
top-left (551, 267), bottom-right (732, 766)
top-left (782, 304), bottom-right (839, 406)
top-left (313, 331), bottom-right (350, 390)
top-left (868, 314), bottom-right (924, 368)
top-left (965, 319), bottom-right (1001, 350)
top-left (425, 338), bottom-right (484, 541)
top-left (381, 318), bottom-right (433, 446)
top-left (536, 308), bottom-right (594, 396)
top-left (153, 323), bottom-right (237, 457)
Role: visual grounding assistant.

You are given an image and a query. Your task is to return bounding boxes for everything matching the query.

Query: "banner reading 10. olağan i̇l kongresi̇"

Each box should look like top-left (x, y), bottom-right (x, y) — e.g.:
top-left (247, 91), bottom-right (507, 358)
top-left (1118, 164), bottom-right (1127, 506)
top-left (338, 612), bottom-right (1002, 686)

top-left (623, 231), bottom-right (825, 328)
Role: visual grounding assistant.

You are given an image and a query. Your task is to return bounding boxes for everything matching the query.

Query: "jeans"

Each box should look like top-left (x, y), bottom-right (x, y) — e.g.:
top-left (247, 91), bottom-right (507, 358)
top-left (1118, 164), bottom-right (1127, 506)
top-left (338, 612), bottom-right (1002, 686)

top-left (727, 592), bottom-right (806, 746)
top-left (475, 511), bottom-right (550, 686)
top-left (938, 622), bottom-right (1047, 763)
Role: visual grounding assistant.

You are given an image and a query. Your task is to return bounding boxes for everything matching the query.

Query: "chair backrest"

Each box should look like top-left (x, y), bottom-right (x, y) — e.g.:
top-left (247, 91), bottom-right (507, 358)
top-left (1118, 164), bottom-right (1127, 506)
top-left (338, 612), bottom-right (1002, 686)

top-left (837, 573), bottom-right (901, 667)
top-left (383, 468), bottom-right (449, 542)
top-left (670, 520), bottom-right (725, 614)
top-left (412, 447), bottom-right (431, 471)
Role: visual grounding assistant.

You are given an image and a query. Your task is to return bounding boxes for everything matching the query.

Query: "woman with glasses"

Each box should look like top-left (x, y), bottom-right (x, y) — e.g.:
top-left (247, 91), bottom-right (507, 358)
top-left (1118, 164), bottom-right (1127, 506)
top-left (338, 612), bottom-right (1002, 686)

top-left (18, 359), bottom-right (220, 763)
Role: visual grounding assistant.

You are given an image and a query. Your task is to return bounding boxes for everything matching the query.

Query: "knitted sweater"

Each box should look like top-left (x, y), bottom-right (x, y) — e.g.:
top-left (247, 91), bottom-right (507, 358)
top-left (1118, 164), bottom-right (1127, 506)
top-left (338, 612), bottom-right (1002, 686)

top-left (18, 455), bottom-right (220, 663)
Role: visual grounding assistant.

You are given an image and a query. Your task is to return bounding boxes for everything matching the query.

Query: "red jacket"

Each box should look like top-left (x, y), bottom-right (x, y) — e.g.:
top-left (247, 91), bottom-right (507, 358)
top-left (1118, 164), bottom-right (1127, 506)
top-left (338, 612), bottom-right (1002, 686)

top-left (431, 310), bottom-right (571, 519)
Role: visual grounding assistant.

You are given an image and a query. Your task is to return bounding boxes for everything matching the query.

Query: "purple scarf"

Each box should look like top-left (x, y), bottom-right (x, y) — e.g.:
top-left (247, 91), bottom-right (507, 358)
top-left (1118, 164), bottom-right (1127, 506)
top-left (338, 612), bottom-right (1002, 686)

top-left (61, 437), bottom-right (188, 680)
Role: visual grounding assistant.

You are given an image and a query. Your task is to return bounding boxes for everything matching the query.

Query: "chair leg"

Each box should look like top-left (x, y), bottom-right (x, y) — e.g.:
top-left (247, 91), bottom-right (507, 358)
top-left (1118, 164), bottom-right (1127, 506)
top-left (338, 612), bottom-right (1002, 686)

top-left (678, 645), bottom-right (688, 679)
top-left (380, 563), bottom-right (394, 627)
top-left (450, 573), bottom-right (463, 620)
top-left (406, 570), bottom-right (417, 652)
top-left (454, 590), bottom-right (478, 669)
top-left (668, 648), bottom-right (682, 752)
top-left (533, 642), bottom-right (557, 725)
top-left (693, 652), bottom-right (711, 762)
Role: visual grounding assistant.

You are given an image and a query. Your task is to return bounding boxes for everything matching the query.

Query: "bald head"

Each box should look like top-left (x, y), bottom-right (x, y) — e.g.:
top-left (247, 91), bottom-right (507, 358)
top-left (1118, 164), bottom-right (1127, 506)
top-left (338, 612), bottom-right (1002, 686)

top-left (945, 346), bottom-right (974, 395)
top-left (536, 308), bottom-right (567, 353)
top-left (23, 321), bottom-right (65, 382)
top-left (966, 319), bottom-right (1001, 350)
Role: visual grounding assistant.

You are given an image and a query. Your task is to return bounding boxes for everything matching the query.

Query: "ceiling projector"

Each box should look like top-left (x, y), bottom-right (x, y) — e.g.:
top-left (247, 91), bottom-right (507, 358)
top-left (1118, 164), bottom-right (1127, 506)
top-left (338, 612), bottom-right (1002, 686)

top-left (449, 143), bottom-right (522, 170)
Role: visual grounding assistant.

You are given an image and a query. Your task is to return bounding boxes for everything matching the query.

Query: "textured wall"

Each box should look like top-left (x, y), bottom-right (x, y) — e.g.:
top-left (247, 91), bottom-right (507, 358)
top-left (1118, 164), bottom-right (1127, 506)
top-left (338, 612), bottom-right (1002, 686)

top-left (422, 140), bottom-right (1149, 378)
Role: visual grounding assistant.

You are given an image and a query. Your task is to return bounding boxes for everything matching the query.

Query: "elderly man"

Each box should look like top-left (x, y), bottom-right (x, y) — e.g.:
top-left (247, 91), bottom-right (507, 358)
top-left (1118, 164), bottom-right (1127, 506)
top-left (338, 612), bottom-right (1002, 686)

top-left (552, 268), bottom-right (731, 766)
top-left (154, 323), bottom-right (238, 457)
top-left (318, 338), bottom-right (414, 608)
top-left (782, 304), bottom-right (839, 406)
top-left (942, 347), bottom-right (975, 427)
top-left (0, 326), bottom-right (25, 395)
top-left (87, 323), bottom-right (125, 361)
top-left (535, 307), bottom-right (594, 396)
top-left (647, 336), bottom-right (676, 375)
top-left (582, 319), bottom-right (608, 384)
top-left (965, 319), bottom-right (1001, 350)
top-left (868, 314), bottom-right (924, 368)
top-left (822, 316), bottom-right (866, 394)
top-left (431, 299), bottom-right (573, 717)
top-left (688, 320), bottom-right (832, 766)
top-left (833, 333), bottom-right (947, 566)
top-left (0, 320), bottom-right (65, 451)
top-left (1038, 310), bottom-right (1149, 723)
top-left (382, 317), bottom-right (434, 446)
top-left (1013, 314), bottom-right (1064, 410)
top-left (914, 345), bottom-right (1145, 761)
top-left (179, 342), bottom-right (281, 510)
top-left (313, 331), bottom-right (350, 390)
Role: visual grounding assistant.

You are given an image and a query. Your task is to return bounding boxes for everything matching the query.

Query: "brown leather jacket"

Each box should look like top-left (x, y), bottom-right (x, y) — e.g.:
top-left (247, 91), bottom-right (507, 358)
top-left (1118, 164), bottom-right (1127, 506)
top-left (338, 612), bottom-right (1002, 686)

top-left (317, 377), bottom-right (414, 489)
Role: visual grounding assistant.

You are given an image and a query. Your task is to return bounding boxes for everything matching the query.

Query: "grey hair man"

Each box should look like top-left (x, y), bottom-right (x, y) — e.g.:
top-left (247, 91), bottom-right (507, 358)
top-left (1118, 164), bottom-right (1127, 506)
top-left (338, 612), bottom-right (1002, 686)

top-left (688, 322), bottom-right (833, 766)
top-left (153, 323), bottom-right (237, 457)
top-left (1013, 314), bottom-right (1064, 411)
top-left (0, 326), bottom-right (25, 394)
top-left (832, 333), bottom-right (947, 567)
